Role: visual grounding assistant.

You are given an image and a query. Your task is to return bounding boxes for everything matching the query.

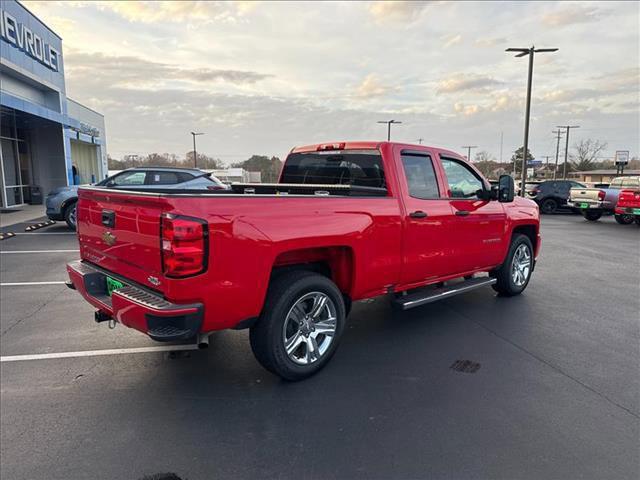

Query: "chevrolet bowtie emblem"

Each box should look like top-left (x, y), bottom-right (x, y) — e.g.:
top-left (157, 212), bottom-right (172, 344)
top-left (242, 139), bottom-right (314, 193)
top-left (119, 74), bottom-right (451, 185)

top-left (102, 231), bottom-right (117, 246)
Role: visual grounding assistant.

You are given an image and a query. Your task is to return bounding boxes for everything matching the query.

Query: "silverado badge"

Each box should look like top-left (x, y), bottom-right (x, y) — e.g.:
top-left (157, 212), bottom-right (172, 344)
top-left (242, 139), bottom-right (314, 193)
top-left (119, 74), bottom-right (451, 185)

top-left (102, 231), bottom-right (117, 246)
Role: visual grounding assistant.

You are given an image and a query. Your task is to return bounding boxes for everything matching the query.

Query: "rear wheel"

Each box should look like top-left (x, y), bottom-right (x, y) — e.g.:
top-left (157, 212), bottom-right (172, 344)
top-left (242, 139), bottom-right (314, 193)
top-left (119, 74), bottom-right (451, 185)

top-left (614, 214), bottom-right (634, 225)
top-left (582, 210), bottom-right (602, 222)
top-left (540, 198), bottom-right (558, 214)
top-left (250, 271), bottom-right (346, 381)
top-left (491, 234), bottom-right (534, 296)
top-left (64, 201), bottom-right (77, 231)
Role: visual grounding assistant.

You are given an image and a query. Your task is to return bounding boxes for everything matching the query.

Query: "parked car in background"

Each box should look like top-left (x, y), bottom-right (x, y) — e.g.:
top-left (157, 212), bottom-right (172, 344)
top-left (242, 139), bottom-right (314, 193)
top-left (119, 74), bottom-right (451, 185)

top-left (46, 167), bottom-right (228, 230)
top-left (568, 176), bottom-right (640, 223)
top-left (516, 181), bottom-right (541, 197)
top-left (615, 188), bottom-right (640, 225)
top-left (527, 180), bottom-right (586, 214)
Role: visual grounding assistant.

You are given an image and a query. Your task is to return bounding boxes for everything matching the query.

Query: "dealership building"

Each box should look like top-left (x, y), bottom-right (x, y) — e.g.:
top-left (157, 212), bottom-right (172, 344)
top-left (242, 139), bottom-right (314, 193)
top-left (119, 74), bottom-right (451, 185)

top-left (0, 0), bottom-right (107, 208)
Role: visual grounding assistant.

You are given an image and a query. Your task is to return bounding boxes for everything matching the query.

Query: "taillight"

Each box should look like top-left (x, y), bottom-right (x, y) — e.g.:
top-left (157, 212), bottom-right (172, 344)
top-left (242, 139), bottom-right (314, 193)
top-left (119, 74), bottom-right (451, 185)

top-left (161, 213), bottom-right (208, 278)
top-left (597, 190), bottom-right (606, 201)
top-left (317, 142), bottom-right (345, 151)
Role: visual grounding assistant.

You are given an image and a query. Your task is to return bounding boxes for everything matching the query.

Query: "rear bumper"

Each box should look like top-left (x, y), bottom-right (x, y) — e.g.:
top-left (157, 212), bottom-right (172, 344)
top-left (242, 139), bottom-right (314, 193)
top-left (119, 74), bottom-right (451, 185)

top-left (567, 200), bottom-right (607, 210)
top-left (615, 206), bottom-right (640, 215)
top-left (66, 260), bottom-right (203, 341)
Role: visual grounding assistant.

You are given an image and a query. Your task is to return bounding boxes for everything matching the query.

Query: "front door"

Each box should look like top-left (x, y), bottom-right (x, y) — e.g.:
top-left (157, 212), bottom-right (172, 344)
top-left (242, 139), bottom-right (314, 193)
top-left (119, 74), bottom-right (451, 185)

top-left (439, 156), bottom-right (507, 273)
top-left (398, 150), bottom-right (454, 287)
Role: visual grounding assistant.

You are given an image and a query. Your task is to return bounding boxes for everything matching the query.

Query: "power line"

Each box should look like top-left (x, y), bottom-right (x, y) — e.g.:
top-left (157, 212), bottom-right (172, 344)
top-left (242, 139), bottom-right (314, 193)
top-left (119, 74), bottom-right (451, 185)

top-left (461, 145), bottom-right (477, 162)
top-left (557, 125), bottom-right (580, 179)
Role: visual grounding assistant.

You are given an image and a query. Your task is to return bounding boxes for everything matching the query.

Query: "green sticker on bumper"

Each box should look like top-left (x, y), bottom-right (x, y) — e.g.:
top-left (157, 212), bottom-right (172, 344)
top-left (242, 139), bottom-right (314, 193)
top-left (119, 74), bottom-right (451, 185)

top-left (106, 276), bottom-right (124, 296)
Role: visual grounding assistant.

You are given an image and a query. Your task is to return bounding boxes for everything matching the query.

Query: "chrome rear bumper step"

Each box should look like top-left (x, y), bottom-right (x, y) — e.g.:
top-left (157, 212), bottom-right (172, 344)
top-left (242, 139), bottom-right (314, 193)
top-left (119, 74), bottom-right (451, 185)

top-left (394, 277), bottom-right (497, 310)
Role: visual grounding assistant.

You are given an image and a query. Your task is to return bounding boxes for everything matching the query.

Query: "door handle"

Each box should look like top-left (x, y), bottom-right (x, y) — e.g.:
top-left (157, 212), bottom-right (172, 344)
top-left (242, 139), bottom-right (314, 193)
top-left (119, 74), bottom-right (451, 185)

top-left (409, 210), bottom-right (428, 219)
top-left (455, 210), bottom-right (470, 217)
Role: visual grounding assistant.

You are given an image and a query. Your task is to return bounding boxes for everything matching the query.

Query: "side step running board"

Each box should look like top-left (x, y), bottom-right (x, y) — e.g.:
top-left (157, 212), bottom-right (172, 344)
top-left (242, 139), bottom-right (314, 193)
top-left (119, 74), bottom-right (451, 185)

top-left (394, 277), bottom-right (497, 311)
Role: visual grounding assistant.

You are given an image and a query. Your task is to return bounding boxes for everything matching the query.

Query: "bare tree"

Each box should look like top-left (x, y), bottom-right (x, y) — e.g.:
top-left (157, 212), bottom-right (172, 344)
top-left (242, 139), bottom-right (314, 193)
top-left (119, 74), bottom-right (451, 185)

top-left (570, 139), bottom-right (607, 171)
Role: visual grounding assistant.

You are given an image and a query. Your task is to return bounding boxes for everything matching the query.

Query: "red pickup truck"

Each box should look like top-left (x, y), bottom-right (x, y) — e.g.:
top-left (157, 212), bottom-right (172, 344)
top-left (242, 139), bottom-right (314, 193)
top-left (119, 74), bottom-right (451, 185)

top-left (67, 141), bottom-right (541, 380)
top-left (615, 188), bottom-right (640, 225)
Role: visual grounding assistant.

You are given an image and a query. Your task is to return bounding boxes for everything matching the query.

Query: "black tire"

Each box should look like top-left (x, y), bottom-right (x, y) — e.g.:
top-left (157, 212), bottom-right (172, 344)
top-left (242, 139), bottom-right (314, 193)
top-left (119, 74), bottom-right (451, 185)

top-left (249, 270), bottom-right (346, 381)
top-left (540, 198), bottom-right (558, 214)
top-left (635, 217), bottom-right (640, 226)
top-left (64, 201), bottom-right (77, 230)
top-left (491, 234), bottom-right (534, 296)
top-left (582, 210), bottom-right (602, 222)
top-left (614, 214), bottom-right (634, 225)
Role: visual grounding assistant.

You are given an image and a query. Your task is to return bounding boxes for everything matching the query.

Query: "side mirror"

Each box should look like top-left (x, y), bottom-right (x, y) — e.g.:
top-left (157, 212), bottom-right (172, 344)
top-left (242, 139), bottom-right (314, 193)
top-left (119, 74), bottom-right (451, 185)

top-left (498, 175), bottom-right (515, 202)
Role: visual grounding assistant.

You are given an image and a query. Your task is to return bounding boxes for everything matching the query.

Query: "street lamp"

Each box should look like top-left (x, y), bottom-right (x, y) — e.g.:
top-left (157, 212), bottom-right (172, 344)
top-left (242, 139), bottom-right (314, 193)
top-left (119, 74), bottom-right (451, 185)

top-left (506, 45), bottom-right (558, 196)
top-left (190, 131), bottom-right (205, 167)
top-left (461, 145), bottom-right (477, 162)
top-left (377, 120), bottom-right (402, 141)
top-left (557, 125), bottom-right (580, 179)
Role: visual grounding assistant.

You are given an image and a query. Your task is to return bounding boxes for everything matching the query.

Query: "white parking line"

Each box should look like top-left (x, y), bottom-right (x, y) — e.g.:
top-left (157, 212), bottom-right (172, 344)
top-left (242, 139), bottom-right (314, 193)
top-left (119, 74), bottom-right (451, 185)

top-left (1, 345), bottom-right (199, 362)
top-left (0, 250), bottom-right (79, 254)
top-left (1, 250), bottom-right (79, 254)
top-left (1, 281), bottom-right (67, 286)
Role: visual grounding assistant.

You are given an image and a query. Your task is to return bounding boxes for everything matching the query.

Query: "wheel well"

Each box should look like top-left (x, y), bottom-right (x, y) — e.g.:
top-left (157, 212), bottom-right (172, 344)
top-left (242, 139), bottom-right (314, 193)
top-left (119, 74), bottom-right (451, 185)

top-left (271, 247), bottom-right (354, 298)
top-left (512, 224), bottom-right (537, 252)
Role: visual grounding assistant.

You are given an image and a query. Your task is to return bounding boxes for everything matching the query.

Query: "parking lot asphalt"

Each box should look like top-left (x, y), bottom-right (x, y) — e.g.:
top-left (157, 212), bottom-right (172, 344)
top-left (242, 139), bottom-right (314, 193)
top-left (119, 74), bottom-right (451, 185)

top-left (1, 215), bottom-right (638, 480)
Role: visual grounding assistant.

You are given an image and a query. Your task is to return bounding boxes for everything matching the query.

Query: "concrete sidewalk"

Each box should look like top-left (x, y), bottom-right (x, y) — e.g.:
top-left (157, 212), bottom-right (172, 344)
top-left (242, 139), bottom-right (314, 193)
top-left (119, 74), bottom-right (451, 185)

top-left (0, 205), bottom-right (47, 229)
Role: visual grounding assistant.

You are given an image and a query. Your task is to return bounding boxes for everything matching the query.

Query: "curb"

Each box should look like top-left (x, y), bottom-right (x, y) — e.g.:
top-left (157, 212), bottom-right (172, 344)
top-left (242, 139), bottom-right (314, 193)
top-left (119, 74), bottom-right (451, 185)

top-left (25, 220), bottom-right (56, 232)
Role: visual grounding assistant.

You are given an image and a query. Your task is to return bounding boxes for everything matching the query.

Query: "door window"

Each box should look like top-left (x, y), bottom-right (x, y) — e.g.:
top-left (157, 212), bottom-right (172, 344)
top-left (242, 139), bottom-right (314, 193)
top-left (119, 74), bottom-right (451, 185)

top-left (441, 158), bottom-right (484, 198)
top-left (148, 171), bottom-right (187, 185)
top-left (401, 154), bottom-right (439, 199)
top-left (112, 171), bottom-right (147, 186)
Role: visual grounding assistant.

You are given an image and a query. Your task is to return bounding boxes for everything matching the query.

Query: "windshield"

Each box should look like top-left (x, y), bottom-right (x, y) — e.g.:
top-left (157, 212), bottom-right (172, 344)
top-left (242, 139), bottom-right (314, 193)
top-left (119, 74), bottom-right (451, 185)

top-left (281, 150), bottom-right (386, 190)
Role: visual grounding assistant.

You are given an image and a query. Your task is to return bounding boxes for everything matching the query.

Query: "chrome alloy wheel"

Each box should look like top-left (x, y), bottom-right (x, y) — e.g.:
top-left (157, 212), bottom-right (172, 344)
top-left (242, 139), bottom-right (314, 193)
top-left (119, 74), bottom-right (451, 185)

top-left (282, 292), bottom-right (337, 365)
top-left (511, 243), bottom-right (532, 287)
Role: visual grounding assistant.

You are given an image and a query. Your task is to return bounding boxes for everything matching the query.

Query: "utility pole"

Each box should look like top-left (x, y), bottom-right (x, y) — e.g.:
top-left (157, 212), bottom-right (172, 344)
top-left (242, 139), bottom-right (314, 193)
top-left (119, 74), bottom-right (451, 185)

top-left (552, 128), bottom-right (564, 180)
top-left (377, 120), bottom-right (402, 141)
top-left (499, 131), bottom-right (504, 163)
top-left (558, 125), bottom-right (579, 179)
top-left (542, 155), bottom-right (551, 178)
top-left (190, 131), bottom-right (204, 168)
top-left (462, 145), bottom-right (477, 162)
top-left (506, 45), bottom-right (558, 195)
top-left (417, 138), bottom-right (424, 145)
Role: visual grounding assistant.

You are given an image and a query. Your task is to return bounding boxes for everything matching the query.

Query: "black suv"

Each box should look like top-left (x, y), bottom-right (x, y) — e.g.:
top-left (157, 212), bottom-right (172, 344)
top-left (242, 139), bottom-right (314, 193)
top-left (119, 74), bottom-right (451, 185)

top-left (529, 180), bottom-right (586, 214)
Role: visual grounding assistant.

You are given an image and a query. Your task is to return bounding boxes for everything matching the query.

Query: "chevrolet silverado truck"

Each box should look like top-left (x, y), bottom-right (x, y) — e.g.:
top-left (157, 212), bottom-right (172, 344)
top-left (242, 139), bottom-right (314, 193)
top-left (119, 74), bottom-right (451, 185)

top-left (67, 141), bottom-right (541, 380)
top-left (568, 176), bottom-right (639, 223)
top-left (615, 187), bottom-right (640, 225)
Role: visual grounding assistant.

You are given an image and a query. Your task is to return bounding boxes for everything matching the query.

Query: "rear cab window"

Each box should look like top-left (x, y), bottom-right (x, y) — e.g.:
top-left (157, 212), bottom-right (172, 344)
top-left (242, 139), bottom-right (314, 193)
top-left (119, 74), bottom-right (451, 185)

top-left (621, 177), bottom-right (640, 188)
top-left (281, 150), bottom-right (387, 193)
top-left (400, 153), bottom-right (439, 199)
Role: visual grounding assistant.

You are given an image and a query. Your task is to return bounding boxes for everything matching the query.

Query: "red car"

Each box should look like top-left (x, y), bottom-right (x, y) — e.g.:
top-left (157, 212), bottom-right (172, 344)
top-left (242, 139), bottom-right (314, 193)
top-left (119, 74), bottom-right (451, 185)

top-left (67, 141), bottom-right (541, 380)
top-left (615, 188), bottom-right (640, 225)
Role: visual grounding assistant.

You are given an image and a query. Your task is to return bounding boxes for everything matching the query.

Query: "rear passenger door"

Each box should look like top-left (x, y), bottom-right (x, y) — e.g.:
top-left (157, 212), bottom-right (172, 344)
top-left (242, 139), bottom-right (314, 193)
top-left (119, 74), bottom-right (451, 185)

top-left (397, 149), bottom-right (454, 286)
top-left (439, 156), bottom-right (507, 273)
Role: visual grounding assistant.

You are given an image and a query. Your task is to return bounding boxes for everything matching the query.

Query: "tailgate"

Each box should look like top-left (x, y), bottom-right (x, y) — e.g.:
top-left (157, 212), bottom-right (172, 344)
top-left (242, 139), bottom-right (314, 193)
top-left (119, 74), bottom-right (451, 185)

top-left (569, 187), bottom-right (602, 202)
top-left (77, 187), bottom-right (169, 291)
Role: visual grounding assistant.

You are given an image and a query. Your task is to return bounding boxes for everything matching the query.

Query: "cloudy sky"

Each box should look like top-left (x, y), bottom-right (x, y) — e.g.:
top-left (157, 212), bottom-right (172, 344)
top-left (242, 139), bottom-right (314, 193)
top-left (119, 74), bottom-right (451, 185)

top-left (24, 0), bottom-right (640, 164)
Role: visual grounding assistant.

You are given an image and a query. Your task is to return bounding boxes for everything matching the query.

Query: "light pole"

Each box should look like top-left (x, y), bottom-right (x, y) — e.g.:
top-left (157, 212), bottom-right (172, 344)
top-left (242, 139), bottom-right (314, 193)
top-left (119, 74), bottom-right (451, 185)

top-left (557, 125), bottom-right (579, 179)
top-left (506, 46), bottom-right (558, 195)
top-left (552, 129), bottom-right (564, 180)
top-left (377, 120), bottom-right (402, 141)
top-left (461, 145), bottom-right (477, 162)
top-left (417, 138), bottom-right (424, 145)
top-left (190, 131), bottom-right (204, 167)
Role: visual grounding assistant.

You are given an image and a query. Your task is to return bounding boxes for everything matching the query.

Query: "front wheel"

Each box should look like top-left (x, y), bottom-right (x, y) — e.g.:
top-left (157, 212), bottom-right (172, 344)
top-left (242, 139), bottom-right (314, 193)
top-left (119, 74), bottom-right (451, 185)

top-left (64, 201), bottom-right (77, 230)
top-left (582, 210), bottom-right (602, 221)
top-left (250, 271), bottom-right (346, 381)
top-left (491, 234), bottom-right (534, 296)
top-left (614, 214), bottom-right (634, 225)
